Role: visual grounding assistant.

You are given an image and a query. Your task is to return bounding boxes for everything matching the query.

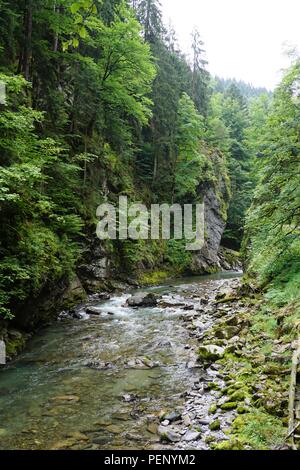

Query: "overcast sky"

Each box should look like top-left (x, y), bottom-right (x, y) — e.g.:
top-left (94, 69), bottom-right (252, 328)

top-left (161, 0), bottom-right (300, 90)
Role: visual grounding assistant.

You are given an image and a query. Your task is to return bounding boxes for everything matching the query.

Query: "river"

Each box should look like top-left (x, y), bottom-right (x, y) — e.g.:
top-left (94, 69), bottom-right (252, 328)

top-left (0, 271), bottom-right (241, 450)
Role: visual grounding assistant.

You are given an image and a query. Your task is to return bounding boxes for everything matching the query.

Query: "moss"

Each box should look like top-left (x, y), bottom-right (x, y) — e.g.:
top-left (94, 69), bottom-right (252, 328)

top-left (220, 401), bottom-right (238, 410)
top-left (209, 404), bottom-right (217, 414)
top-left (237, 406), bottom-right (249, 414)
top-left (230, 410), bottom-right (286, 450)
top-left (207, 382), bottom-right (220, 391)
top-left (6, 334), bottom-right (27, 358)
top-left (139, 270), bottom-right (171, 286)
top-left (221, 247), bottom-right (241, 266)
top-left (229, 389), bottom-right (250, 401)
top-left (212, 438), bottom-right (244, 450)
top-left (198, 345), bottom-right (225, 362)
top-left (209, 419), bottom-right (221, 431)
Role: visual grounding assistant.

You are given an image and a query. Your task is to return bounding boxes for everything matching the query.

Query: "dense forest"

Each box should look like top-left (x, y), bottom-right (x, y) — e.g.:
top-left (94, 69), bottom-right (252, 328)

top-left (0, 0), bottom-right (266, 322)
top-left (0, 0), bottom-right (300, 453)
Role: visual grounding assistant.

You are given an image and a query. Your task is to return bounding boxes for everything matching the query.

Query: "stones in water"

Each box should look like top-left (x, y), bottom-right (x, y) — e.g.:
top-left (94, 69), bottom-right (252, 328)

top-left (86, 361), bottom-right (114, 370)
top-left (158, 425), bottom-right (180, 443)
top-left (106, 424), bottom-right (123, 434)
top-left (66, 431), bottom-right (89, 441)
top-left (85, 306), bottom-right (103, 315)
top-left (122, 394), bottom-right (137, 403)
top-left (51, 395), bottom-right (80, 403)
top-left (147, 422), bottom-right (158, 435)
top-left (51, 432), bottom-right (89, 450)
top-left (0, 428), bottom-right (7, 437)
top-left (126, 357), bottom-right (159, 369)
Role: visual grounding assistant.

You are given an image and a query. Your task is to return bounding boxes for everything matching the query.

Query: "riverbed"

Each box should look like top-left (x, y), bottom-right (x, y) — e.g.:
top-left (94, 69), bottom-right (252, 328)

top-left (0, 271), bottom-right (241, 450)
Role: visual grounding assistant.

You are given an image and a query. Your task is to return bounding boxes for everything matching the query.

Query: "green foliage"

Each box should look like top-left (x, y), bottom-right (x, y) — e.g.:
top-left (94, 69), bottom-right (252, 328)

top-left (174, 93), bottom-right (206, 200)
top-left (245, 61), bottom-right (300, 284)
top-left (207, 85), bottom-right (254, 248)
top-left (165, 239), bottom-right (192, 272)
top-left (230, 410), bottom-right (286, 450)
top-left (0, 74), bottom-right (82, 319)
top-left (0, 0), bottom-right (259, 325)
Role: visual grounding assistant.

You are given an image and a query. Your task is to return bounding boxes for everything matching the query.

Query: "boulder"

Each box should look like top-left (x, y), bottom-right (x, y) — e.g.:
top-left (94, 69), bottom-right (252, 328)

top-left (122, 394), bottom-right (137, 403)
top-left (162, 411), bottom-right (182, 423)
top-left (182, 430), bottom-right (201, 442)
top-left (209, 419), bottom-right (221, 431)
top-left (127, 293), bottom-right (158, 308)
top-left (198, 345), bottom-right (225, 362)
top-left (86, 306), bottom-right (102, 315)
top-left (158, 426), bottom-right (180, 443)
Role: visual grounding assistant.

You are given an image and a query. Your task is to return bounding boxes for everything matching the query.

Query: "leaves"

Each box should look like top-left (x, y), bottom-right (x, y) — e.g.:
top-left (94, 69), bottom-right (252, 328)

top-left (245, 61), bottom-right (300, 282)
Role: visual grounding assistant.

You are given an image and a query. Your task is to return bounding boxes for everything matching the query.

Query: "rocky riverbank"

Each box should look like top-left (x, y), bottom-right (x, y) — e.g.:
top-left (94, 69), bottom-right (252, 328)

top-left (152, 277), bottom-right (291, 450)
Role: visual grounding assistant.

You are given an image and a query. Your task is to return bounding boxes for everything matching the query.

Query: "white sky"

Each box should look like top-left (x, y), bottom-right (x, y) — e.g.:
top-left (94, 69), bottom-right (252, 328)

top-left (161, 0), bottom-right (300, 90)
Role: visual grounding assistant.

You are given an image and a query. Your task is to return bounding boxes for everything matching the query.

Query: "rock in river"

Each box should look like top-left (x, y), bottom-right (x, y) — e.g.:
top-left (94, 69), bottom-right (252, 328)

top-left (122, 394), bottom-right (137, 403)
top-left (158, 426), bottom-right (180, 443)
top-left (127, 293), bottom-right (158, 308)
top-left (85, 306), bottom-right (103, 315)
top-left (51, 395), bottom-right (80, 403)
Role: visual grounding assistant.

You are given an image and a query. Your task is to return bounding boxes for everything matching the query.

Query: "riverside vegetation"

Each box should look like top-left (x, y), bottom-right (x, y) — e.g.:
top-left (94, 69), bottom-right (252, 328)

top-left (0, 0), bottom-right (299, 451)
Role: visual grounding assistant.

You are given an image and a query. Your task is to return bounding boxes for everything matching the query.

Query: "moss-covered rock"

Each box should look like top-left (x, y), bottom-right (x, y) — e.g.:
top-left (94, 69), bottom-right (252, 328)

top-left (198, 344), bottom-right (225, 362)
top-left (209, 419), bottom-right (221, 431)
top-left (206, 382), bottom-right (220, 391)
top-left (220, 401), bottom-right (238, 410)
top-left (209, 404), bottom-right (218, 414)
top-left (212, 438), bottom-right (244, 450)
top-left (5, 330), bottom-right (28, 359)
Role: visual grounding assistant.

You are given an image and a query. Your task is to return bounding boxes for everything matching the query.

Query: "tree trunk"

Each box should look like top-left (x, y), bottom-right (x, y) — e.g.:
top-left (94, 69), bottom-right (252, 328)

top-left (21, 0), bottom-right (33, 81)
top-left (145, 0), bottom-right (151, 41)
top-left (53, 1), bottom-right (59, 52)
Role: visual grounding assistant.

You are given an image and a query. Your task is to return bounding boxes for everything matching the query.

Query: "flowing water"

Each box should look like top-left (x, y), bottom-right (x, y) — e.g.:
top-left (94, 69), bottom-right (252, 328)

top-left (0, 272), bottom-right (240, 450)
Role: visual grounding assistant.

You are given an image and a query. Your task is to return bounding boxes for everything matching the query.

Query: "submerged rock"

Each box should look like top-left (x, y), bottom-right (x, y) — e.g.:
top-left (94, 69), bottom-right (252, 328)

top-left (126, 357), bottom-right (159, 369)
top-left (86, 361), bottom-right (114, 370)
top-left (106, 424), bottom-right (123, 434)
top-left (51, 395), bottom-right (80, 403)
top-left (158, 426), bottom-right (181, 443)
top-left (122, 393), bottom-right (137, 403)
top-left (147, 422), bottom-right (159, 435)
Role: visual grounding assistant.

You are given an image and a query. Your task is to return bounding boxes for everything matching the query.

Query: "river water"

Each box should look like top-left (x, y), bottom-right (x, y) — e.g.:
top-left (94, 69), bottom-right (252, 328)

top-left (0, 272), bottom-right (240, 450)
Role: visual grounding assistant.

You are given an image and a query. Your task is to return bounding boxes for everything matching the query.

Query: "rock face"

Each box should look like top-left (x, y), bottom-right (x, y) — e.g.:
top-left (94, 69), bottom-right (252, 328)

top-left (11, 274), bottom-right (87, 331)
top-left (78, 239), bottom-right (111, 293)
top-left (189, 150), bottom-right (233, 274)
top-left (190, 187), bottom-right (228, 274)
top-left (127, 293), bottom-right (158, 308)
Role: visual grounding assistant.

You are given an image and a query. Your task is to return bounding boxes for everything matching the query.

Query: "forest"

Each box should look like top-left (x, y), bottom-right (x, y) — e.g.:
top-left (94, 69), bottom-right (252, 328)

top-left (0, 0), bottom-right (299, 453)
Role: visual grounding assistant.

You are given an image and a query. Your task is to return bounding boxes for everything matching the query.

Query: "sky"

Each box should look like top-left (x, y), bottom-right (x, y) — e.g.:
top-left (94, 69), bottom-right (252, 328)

top-left (160, 0), bottom-right (300, 90)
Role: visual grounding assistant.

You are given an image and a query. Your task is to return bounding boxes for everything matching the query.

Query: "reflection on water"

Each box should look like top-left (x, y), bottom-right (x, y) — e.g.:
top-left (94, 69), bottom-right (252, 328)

top-left (0, 272), bottom-right (241, 450)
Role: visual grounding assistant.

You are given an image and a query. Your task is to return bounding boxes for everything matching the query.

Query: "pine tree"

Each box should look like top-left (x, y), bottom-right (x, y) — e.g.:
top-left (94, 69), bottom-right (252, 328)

top-left (190, 28), bottom-right (210, 115)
